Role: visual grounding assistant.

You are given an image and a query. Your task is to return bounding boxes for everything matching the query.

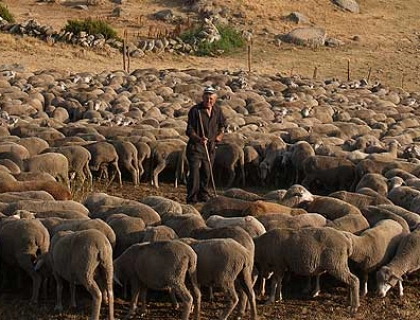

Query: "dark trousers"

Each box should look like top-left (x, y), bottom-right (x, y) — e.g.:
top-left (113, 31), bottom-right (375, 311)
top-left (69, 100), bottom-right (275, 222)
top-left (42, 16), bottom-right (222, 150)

top-left (186, 154), bottom-right (212, 203)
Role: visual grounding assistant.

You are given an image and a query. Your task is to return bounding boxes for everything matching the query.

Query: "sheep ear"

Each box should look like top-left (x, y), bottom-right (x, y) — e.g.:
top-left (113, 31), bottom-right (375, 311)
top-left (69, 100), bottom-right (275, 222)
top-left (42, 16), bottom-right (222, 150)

top-left (113, 272), bottom-right (123, 287)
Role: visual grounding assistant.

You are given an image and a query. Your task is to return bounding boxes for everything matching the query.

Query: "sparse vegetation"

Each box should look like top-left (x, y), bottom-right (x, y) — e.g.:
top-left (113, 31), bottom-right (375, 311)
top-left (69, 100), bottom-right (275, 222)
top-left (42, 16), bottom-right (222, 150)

top-left (64, 18), bottom-right (119, 40)
top-left (181, 23), bottom-right (246, 56)
top-left (0, 3), bottom-right (15, 23)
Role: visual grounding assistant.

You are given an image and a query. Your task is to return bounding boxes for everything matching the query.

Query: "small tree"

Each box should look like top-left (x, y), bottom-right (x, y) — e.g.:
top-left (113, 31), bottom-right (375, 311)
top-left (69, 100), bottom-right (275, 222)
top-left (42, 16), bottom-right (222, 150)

top-left (0, 4), bottom-right (15, 23)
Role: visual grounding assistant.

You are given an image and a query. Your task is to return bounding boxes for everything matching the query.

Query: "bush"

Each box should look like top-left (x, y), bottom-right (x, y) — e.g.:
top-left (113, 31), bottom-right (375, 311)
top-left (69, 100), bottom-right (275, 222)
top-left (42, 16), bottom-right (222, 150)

top-left (0, 4), bottom-right (15, 23)
top-left (64, 18), bottom-right (118, 40)
top-left (181, 23), bottom-right (245, 56)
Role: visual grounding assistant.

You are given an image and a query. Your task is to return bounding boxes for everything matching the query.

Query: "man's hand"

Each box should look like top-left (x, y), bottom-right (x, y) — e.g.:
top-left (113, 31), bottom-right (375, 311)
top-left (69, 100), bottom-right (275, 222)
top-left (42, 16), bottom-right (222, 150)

top-left (200, 137), bottom-right (208, 145)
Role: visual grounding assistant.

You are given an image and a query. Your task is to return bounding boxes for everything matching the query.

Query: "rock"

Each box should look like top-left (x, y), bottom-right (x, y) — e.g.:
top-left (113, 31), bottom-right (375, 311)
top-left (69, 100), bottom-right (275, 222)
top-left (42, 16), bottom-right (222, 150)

top-left (280, 27), bottom-right (326, 48)
top-left (332, 0), bottom-right (360, 13)
top-left (325, 37), bottom-right (345, 47)
top-left (154, 9), bottom-right (173, 22)
top-left (72, 4), bottom-right (89, 10)
top-left (284, 12), bottom-right (310, 24)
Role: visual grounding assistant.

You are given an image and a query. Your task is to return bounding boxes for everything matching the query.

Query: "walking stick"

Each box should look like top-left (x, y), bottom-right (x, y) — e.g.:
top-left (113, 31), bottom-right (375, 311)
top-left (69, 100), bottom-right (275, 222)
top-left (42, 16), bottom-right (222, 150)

top-left (198, 110), bottom-right (218, 197)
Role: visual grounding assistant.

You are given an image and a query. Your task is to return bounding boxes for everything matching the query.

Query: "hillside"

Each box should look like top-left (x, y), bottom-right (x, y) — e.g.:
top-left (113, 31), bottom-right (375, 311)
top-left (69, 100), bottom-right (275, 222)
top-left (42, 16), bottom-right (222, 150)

top-left (1, 0), bottom-right (419, 90)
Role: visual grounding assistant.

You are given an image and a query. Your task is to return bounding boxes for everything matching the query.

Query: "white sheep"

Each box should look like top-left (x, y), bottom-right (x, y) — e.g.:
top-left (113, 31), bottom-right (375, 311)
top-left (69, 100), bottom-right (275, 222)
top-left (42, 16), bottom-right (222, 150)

top-left (206, 214), bottom-right (266, 238)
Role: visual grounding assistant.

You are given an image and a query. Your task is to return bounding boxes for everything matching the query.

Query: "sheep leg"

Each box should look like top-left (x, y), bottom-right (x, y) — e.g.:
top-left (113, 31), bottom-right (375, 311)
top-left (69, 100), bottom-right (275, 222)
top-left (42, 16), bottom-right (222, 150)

top-left (83, 279), bottom-right (102, 320)
top-left (138, 159), bottom-right (145, 182)
top-left (172, 284), bottom-right (194, 320)
top-left (219, 282), bottom-right (239, 320)
top-left (361, 272), bottom-right (368, 297)
top-left (169, 288), bottom-right (179, 310)
top-left (329, 268), bottom-right (360, 316)
top-left (267, 272), bottom-right (284, 304)
top-left (84, 162), bottom-right (93, 192)
top-left (226, 166), bottom-right (235, 188)
top-left (236, 267), bottom-right (258, 320)
top-left (126, 282), bottom-right (140, 319)
top-left (70, 283), bottom-right (77, 308)
top-left (17, 254), bottom-right (42, 304)
top-left (139, 287), bottom-right (148, 317)
top-left (152, 160), bottom-right (166, 189)
top-left (54, 274), bottom-right (64, 313)
top-left (398, 280), bottom-right (404, 297)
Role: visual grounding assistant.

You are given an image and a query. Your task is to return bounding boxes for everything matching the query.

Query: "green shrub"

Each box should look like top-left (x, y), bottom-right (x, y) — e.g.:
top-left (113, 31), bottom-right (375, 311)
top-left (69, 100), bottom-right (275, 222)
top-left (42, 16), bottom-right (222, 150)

top-left (0, 4), bottom-right (15, 23)
top-left (64, 18), bottom-right (118, 40)
top-left (181, 23), bottom-right (245, 56)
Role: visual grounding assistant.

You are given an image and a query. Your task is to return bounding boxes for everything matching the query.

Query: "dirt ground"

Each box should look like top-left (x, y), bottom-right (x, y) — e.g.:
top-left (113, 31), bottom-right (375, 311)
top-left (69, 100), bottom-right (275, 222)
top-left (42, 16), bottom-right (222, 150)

top-left (1, 0), bottom-right (420, 319)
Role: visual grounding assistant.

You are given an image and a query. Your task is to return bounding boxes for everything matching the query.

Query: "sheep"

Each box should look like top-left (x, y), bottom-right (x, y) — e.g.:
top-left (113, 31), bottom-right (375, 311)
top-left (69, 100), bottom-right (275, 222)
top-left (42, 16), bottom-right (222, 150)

top-left (83, 141), bottom-right (122, 187)
top-left (243, 145), bottom-right (261, 185)
top-left (0, 180), bottom-right (71, 200)
top-left (35, 230), bottom-right (114, 320)
top-left (376, 229), bottom-right (420, 298)
top-left (387, 186), bottom-right (420, 214)
top-left (0, 217), bottom-right (50, 303)
top-left (361, 206), bottom-right (410, 233)
top-left (253, 227), bottom-right (360, 315)
top-left (366, 140), bottom-right (399, 162)
top-left (329, 190), bottom-right (390, 210)
top-left (344, 219), bottom-right (405, 296)
top-left (281, 140), bottom-right (315, 184)
top-left (183, 238), bottom-right (258, 320)
top-left (148, 139), bottom-right (187, 188)
top-left (301, 155), bottom-right (356, 194)
top-left (326, 213), bottom-right (370, 234)
top-left (0, 158), bottom-right (20, 174)
top-left (50, 218), bottom-right (116, 248)
top-left (42, 145), bottom-right (93, 192)
top-left (22, 152), bottom-right (70, 188)
top-left (206, 215), bottom-right (266, 238)
top-left (113, 240), bottom-right (201, 320)
top-left (109, 140), bottom-right (140, 185)
top-left (256, 213), bottom-right (327, 230)
top-left (1, 199), bottom-right (89, 216)
top-left (200, 196), bottom-right (252, 219)
top-left (14, 171), bottom-right (57, 182)
top-left (16, 136), bottom-right (50, 156)
top-left (213, 142), bottom-right (246, 187)
top-left (0, 190), bottom-right (55, 202)
top-left (305, 196), bottom-right (362, 220)
top-left (140, 195), bottom-right (183, 216)
top-left (376, 204), bottom-right (420, 231)
top-left (242, 200), bottom-right (308, 217)
top-left (223, 188), bottom-right (263, 201)
top-left (161, 212), bottom-right (207, 237)
top-left (132, 141), bottom-right (152, 182)
top-left (355, 173), bottom-right (389, 196)
top-left (279, 184), bottom-right (314, 208)
top-left (84, 193), bottom-right (161, 225)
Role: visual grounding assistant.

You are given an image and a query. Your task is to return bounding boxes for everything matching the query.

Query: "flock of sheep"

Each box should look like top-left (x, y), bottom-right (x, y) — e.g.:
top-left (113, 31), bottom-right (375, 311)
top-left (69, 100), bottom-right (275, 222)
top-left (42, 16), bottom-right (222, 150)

top-left (1, 66), bottom-right (420, 319)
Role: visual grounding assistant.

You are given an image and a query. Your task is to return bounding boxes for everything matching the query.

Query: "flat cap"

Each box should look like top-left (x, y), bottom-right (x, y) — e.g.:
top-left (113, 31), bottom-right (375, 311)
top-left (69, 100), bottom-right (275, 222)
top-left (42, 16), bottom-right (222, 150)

top-left (203, 86), bottom-right (216, 94)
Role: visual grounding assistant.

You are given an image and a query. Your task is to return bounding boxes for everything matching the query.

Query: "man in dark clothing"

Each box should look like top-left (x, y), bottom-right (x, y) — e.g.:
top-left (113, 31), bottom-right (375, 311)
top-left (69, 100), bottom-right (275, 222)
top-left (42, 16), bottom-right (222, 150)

top-left (185, 86), bottom-right (226, 204)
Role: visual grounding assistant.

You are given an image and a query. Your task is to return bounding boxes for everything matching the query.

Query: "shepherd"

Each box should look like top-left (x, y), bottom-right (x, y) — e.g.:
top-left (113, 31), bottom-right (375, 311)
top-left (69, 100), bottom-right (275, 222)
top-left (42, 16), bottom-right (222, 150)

top-left (185, 86), bottom-right (226, 204)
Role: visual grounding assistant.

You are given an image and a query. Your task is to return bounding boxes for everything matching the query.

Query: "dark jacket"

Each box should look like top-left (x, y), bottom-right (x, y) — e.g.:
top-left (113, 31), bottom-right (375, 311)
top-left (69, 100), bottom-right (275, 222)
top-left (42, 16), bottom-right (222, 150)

top-left (186, 103), bottom-right (226, 159)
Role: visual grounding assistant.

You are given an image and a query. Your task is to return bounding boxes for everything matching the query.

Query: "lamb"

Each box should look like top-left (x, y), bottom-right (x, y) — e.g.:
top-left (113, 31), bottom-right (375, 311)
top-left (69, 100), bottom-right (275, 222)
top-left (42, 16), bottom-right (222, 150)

top-left (213, 142), bottom-right (246, 187)
top-left (254, 227), bottom-right (360, 315)
top-left (0, 216), bottom-right (50, 303)
top-left (22, 152), bottom-right (70, 188)
top-left (366, 140), bottom-right (399, 162)
top-left (0, 180), bottom-right (71, 200)
top-left (183, 238), bottom-right (258, 320)
top-left (282, 140), bottom-right (315, 184)
top-left (344, 219), bottom-right (405, 296)
top-left (256, 213), bottom-right (327, 230)
top-left (109, 140), bottom-right (140, 185)
top-left (206, 214), bottom-right (266, 238)
top-left (361, 206), bottom-right (410, 233)
top-left (376, 229), bottom-right (420, 298)
top-left (279, 184), bottom-right (314, 208)
top-left (35, 229), bottom-right (114, 320)
top-left (387, 186), bottom-right (420, 214)
top-left (113, 240), bottom-right (201, 320)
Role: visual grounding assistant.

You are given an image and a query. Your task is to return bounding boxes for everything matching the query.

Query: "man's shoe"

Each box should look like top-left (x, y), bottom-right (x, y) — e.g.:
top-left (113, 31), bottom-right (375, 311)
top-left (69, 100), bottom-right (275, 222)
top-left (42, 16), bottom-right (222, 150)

top-left (198, 195), bottom-right (211, 202)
